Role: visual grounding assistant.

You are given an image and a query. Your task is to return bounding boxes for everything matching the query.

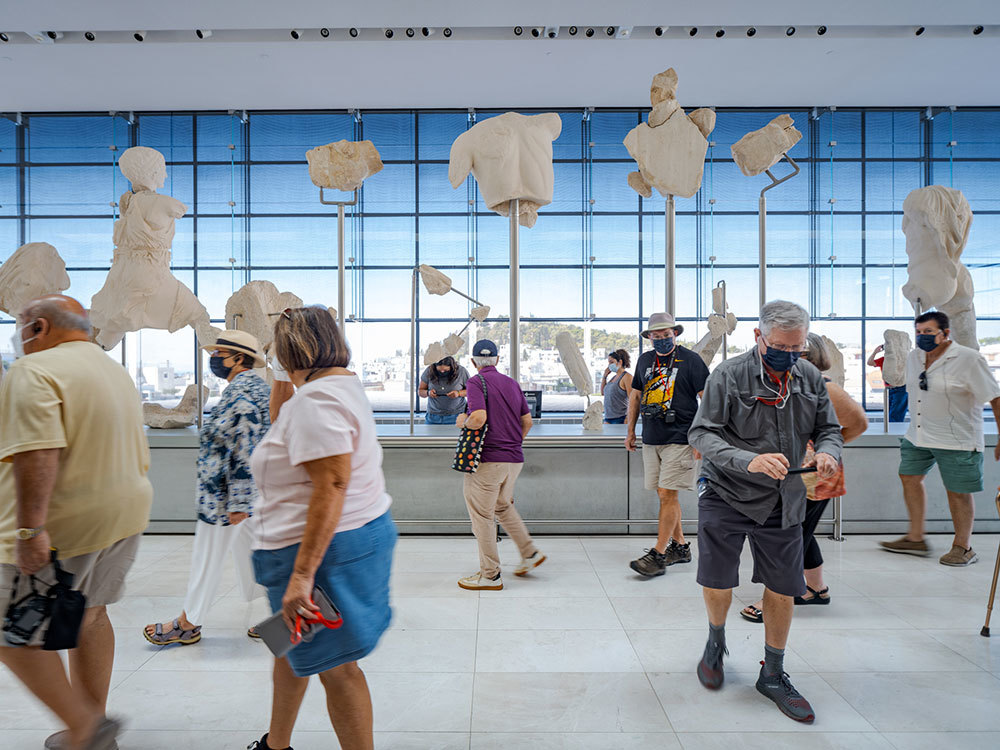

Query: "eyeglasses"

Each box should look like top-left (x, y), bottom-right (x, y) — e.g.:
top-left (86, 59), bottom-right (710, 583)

top-left (919, 371), bottom-right (928, 391)
top-left (761, 336), bottom-right (804, 354)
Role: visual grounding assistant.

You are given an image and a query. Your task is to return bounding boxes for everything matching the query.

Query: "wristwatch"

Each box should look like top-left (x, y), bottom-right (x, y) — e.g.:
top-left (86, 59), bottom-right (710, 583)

top-left (15, 527), bottom-right (44, 540)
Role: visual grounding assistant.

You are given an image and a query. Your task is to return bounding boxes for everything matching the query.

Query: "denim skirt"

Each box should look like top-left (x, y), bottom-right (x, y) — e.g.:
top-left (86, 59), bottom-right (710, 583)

top-left (252, 511), bottom-right (397, 677)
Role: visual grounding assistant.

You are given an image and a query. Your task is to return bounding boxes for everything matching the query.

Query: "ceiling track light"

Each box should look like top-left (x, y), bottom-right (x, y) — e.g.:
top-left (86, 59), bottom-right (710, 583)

top-left (531, 27), bottom-right (541, 38)
top-left (746, 27), bottom-right (756, 37)
top-left (84, 31), bottom-right (95, 41)
top-left (513, 26), bottom-right (523, 36)
top-left (568, 26), bottom-right (578, 36)
top-left (715, 28), bottom-right (725, 38)
top-left (688, 27), bottom-right (698, 37)
top-left (195, 29), bottom-right (212, 39)
top-left (654, 26), bottom-right (665, 37)
top-left (585, 27), bottom-right (595, 37)
top-left (405, 27), bottom-right (414, 37)
top-left (915, 26), bottom-right (925, 36)
top-left (133, 30), bottom-right (146, 42)
top-left (0, 32), bottom-right (9, 42)
top-left (605, 26), bottom-right (615, 37)
top-left (817, 25), bottom-right (827, 35)
top-left (46, 31), bottom-right (63, 40)
top-left (384, 29), bottom-right (394, 39)
top-left (973, 25), bottom-right (984, 35)
top-left (785, 26), bottom-right (796, 36)
top-left (289, 29), bottom-right (301, 40)
top-left (320, 27), bottom-right (330, 38)
top-left (422, 27), bottom-right (433, 37)
top-left (544, 26), bottom-right (559, 39)
top-left (442, 27), bottom-right (452, 37)
top-left (349, 27), bottom-right (358, 38)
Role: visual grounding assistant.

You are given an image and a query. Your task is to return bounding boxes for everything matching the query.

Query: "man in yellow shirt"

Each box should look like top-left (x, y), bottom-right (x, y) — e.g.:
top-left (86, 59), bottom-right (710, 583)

top-left (0, 295), bottom-right (152, 750)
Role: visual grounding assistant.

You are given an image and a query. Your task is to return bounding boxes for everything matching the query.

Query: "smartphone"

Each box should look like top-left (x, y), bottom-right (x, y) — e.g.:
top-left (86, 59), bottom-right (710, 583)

top-left (255, 586), bottom-right (341, 659)
top-left (786, 466), bottom-right (818, 475)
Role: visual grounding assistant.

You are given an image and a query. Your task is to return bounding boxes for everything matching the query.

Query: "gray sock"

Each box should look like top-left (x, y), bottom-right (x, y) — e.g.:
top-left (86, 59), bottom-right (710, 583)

top-left (763, 644), bottom-right (784, 676)
top-left (708, 622), bottom-right (725, 648)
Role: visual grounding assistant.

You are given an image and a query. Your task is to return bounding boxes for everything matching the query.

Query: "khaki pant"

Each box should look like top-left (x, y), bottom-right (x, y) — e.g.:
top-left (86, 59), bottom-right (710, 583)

top-left (463, 462), bottom-right (538, 578)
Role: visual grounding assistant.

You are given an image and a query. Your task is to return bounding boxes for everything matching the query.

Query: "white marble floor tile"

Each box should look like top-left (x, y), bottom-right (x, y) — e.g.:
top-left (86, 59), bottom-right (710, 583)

top-left (821, 671), bottom-right (1000, 732)
top-left (793, 629), bottom-right (982, 672)
top-left (477, 596), bottom-right (623, 630)
top-left (137, 628), bottom-right (272, 672)
top-left (595, 565), bottom-right (700, 598)
top-left (836, 570), bottom-right (984, 598)
top-left (472, 731), bottom-right (682, 749)
top-left (472, 672), bottom-right (672, 733)
top-left (116, 729), bottom-right (471, 749)
top-left (924, 629), bottom-right (1000, 673)
top-left (475, 630), bottom-right (643, 673)
top-left (783, 596), bottom-right (913, 630)
top-left (364, 629), bottom-right (477, 673)
top-left (389, 595), bottom-right (480, 630)
top-left (880, 731), bottom-right (1000, 750)
top-left (877, 596), bottom-right (990, 631)
top-left (367, 673), bottom-right (475, 733)
top-left (486, 567), bottom-right (607, 598)
top-left (611, 596), bottom-right (759, 631)
top-left (628, 628), bottom-right (812, 674)
top-left (676, 732), bottom-right (895, 749)
top-left (650, 671), bottom-right (875, 733)
top-left (390, 571), bottom-right (479, 598)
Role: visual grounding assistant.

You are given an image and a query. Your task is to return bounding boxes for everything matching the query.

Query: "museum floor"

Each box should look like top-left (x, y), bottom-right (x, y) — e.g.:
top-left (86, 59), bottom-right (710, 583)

top-left (3, 533), bottom-right (1000, 749)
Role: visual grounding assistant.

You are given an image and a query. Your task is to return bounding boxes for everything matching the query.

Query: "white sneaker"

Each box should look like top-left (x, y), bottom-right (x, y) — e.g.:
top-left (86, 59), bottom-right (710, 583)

top-left (514, 551), bottom-right (547, 577)
top-left (457, 572), bottom-right (503, 591)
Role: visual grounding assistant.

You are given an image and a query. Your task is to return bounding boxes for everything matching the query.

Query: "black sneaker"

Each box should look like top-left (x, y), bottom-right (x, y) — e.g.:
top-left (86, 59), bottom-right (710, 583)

top-left (630, 548), bottom-right (667, 577)
top-left (248, 734), bottom-right (293, 750)
top-left (663, 539), bottom-right (692, 566)
top-left (697, 637), bottom-right (728, 690)
top-left (755, 665), bottom-right (815, 724)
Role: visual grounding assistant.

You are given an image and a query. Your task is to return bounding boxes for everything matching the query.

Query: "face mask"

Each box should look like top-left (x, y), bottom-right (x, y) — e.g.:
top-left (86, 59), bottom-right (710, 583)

top-left (11, 321), bottom-right (37, 359)
top-left (916, 333), bottom-right (939, 353)
top-left (760, 338), bottom-right (801, 372)
top-left (652, 337), bottom-right (674, 356)
top-left (609, 363), bottom-right (619, 373)
top-left (209, 355), bottom-right (233, 380)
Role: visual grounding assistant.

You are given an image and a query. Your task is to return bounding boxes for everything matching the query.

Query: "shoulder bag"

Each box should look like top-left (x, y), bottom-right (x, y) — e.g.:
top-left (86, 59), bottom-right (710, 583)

top-left (452, 374), bottom-right (489, 473)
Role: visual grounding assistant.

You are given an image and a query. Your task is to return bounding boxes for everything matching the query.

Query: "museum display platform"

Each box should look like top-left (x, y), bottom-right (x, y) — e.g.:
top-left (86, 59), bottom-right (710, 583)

top-left (146, 422), bottom-right (1000, 535)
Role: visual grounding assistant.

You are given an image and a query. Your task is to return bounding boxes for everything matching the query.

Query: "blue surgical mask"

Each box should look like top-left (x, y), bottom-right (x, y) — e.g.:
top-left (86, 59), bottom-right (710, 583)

top-left (608, 363), bottom-right (619, 373)
top-left (916, 333), bottom-right (939, 353)
top-left (761, 338), bottom-right (801, 372)
top-left (652, 337), bottom-right (674, 355)
top-left (209, 355), bottom-right (233, 380)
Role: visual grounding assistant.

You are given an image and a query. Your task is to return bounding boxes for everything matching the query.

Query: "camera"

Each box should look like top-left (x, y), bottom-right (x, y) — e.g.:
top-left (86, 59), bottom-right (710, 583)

top-left (641, 404), bottom-right (676, 424)
top-left (3, 588), bottom-right (52, 646)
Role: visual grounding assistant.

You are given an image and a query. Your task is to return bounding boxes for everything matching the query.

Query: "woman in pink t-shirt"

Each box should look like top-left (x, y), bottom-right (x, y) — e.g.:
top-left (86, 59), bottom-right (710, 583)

top-left (248, 307), bottom-right (396, 750)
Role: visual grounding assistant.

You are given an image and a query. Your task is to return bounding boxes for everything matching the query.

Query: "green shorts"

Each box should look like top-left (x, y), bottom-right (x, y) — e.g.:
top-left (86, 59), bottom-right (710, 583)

top-left (898, 438), bottom-right (984, 493)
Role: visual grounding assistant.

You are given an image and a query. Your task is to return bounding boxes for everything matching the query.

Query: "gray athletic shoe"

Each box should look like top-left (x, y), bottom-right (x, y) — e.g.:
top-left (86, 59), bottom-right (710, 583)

top-left (755, 666), bottom-right (815, 724)
top-left (696, 637), bottom-right (728, 690)
top-left (45, 719), bottom-right (121, 750)
top-left (630, 548), bottom-right (667, 577)
top-left (663, 539), bottom-right (692, 566)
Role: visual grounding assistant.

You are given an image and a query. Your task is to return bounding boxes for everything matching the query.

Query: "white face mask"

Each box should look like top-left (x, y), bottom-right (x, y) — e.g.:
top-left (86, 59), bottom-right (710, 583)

top-left (609, 363), bottom-right (619, 373)
top-left (11, 320), bottom-right (37, 359)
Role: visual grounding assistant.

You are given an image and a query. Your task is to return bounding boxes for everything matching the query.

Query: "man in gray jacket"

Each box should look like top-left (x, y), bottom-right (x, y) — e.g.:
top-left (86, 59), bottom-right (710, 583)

top-left (688, 300), bottom-right (843, 724)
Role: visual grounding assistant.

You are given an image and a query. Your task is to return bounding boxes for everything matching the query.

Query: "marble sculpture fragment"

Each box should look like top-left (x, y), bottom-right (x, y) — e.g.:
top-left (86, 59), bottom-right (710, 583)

top-left (419, 264), bottom-right (452, 296)
top-left (901, 185), bottom-right (978, 349)
top-left (582, 400), bottom-right (605, 431)
top-left (470, 305), bottom-right (490, 322)
top-left (691, 286), bottom-right (737, 366)
top-left (882, 330), bottom-right (912, 387)
top-left (143, 384), bottom-right (209, 429)
top-left (555, 331), bottom-right (593, 398)
top-left (819, 335), bottom-right (846, 388)
top-left (423, 341), bottom-right (448, 367)
top-left (90, 146), bottom-right (218, 350)
top-left (0, 242), bottom-right (71, 317)
top-left (624, 68), bottom-right (716, 199)
top-left (449, 112), bottom-right (563, 228)
top-left (225, 281), bottom-right (302, 360)
top-left (305, 140), bottom-right (384, 192)
top-left (730, 115), bottom-right (802, 177)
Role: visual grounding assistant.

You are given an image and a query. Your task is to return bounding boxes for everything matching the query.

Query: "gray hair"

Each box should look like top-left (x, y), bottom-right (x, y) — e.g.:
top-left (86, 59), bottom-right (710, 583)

top-left (471, 356), bottom-right (499, 368)
top-left (759, 300), bottom-right (809, 336)
top-left (22, 299), bottom-right (92, 335)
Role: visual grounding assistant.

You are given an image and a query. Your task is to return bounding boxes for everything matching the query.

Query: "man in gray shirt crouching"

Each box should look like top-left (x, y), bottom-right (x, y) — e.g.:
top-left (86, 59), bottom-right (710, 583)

top-left (688, 300), bottom-right (843, 724)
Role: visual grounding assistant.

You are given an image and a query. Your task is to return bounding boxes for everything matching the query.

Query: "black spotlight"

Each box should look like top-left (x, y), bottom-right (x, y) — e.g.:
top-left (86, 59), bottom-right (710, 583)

top-left (746, 27), bottom-right (756, 37)
top-left (384, 29), bottom-right (394, 38)
top-left (785, 26), bottom-right (796, 36)
top-left (531, 27), bottom-right (540, 38)
top-left (84, 31), bottom-right (96, 41)
top-left (817, 25), bottom-right (827, 35)
top-left (289, 29), bottom-right (301, 40)
top-left (606, 26), bottom-right (615, 37)
top-left (405, 27), bottom-right (414, 37)
top-left (320, 27), bottom-right (330, 38)
top-left (46, 31), bottom-right (61, 40)
top-left (133, 31), bottom-right (146, 42)
top-left (349, 27), bottom-right (359, 38)
top-left (0, 32), bottom-right (9, 42)
top-left (585, 28), bottom-right (595, 37)
top-left (654, 26), bottom-right (664, 37)
top-left (568, 26), bottom-right (578, 36)
top-left (514, 26), bottom-right (523, 36)
top-left (915, 26), bottom-right (925, 36)
top-left (689, 27), bottom-right (698, 37)
top-left (422, 27), bottom-right (432, 37)
top-left (196, 29), bottom-right (213, 39)
top-left (973, 25), bottom-right (984, 35)
top-left (715, 28), bottom-right (725, 38)
top-left (443, 27), bottom-right (452, 37)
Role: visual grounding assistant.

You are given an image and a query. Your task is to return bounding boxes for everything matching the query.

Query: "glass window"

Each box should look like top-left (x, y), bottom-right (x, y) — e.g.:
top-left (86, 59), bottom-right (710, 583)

top-left (27, 115), bottom-right (125, 163)
top-left (418, 112), bottom-right (468, 161)
top-left (138, 115), bottom-right (194, 162)
top-left (250, 113), bottom-right (352, 162)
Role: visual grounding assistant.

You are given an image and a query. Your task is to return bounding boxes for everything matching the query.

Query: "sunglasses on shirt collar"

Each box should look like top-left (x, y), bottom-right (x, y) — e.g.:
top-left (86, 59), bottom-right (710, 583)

top-left (919, 371), bottom-right (928, 391)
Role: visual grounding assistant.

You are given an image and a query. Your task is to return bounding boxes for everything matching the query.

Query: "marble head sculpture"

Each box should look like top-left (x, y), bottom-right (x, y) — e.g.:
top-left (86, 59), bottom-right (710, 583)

top-left (901, 185), bottom-right (977, 349)
top-left (225, 280), bottom-right (303, 359)
top-left (730, 114), bottom-right (803, 177)
top-left (306, 140), bottom-right (384, 191)
top-left (449, 112), bottom-right (563, 228)
top-left (624, 68), bottom-right (717, 198)
top-left (90, 146), bottom-right (218, 349)
top-left (0, 242), bottom-right (71, 317)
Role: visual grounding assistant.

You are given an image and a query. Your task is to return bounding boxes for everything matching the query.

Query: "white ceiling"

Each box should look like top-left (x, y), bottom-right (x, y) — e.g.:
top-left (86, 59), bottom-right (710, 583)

top-left (1, 0), bottom-right (999, 111)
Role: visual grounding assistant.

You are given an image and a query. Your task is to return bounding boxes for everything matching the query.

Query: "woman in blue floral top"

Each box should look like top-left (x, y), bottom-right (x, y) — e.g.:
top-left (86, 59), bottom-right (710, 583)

top-left (144, 330), bottom-right (271, 646)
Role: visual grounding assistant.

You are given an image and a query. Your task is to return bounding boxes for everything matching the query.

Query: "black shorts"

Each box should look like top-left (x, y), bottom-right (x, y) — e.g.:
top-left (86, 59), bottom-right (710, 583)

top-left (696, 482), bottom-right (806, 598)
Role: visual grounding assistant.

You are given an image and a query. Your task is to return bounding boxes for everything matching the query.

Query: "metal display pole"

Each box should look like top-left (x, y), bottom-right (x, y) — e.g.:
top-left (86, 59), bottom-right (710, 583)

top-left (883, 387), bottom-right (890, 433)
top-left (718, 280), bottom-right (728, 360)
top-left (758, 154), bottom-right (801, 308)
top-left (509, 198), bottom-right (520, 385)
top-left (409, 268), bottom-right (419, 435)
top-left (666, 195), bottom-right (675, 316)
top-left (196, 345), bottom-right (204, 429)
top-left (318, 187), bottom-right (359, 331)
top-left (831, 497), bottom-right (844, 541)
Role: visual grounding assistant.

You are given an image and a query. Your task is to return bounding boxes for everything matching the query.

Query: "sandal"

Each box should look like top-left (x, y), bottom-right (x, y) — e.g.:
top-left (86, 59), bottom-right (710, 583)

top-left (740, 604), bottom-right (763, 623)
top-left (794, 586), bottom-right (831, 606)
top-left (143, 619), bottom-right (202, 646)
top-left (247, 626), bottom-right (261, 639)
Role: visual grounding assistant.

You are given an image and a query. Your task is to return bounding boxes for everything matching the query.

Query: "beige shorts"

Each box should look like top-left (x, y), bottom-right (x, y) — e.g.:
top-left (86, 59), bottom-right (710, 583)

top-left (642, 443), bottom-right (696, 491)
top-left (1, 533), bottom-right (140, 647)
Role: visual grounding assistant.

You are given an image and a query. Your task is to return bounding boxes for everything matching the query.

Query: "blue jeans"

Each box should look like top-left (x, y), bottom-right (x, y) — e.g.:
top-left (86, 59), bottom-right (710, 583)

top-left (604, 416), bottom-right (626, 424)
top-left (425, 412), bottom-right (458, 425)
top-left (887, 385), bottom-right (908, 422)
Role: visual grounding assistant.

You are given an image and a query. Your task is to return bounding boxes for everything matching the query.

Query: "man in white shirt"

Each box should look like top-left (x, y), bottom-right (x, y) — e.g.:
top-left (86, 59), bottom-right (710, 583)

top-left (881, 311), bottom-right (1000, 566)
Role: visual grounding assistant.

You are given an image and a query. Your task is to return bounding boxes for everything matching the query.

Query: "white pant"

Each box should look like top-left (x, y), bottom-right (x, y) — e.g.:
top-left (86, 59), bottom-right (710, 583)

top-left (183, 520), bottom-right (264, 626)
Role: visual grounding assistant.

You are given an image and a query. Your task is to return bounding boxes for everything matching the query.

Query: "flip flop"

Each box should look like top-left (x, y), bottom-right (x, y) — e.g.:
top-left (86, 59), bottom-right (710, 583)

top-left (142, 619), bottom-right (202, 646)
top-left (794, 586), bottom-right (831, 605)
top-left (740, 604), bottom-right (764, 623)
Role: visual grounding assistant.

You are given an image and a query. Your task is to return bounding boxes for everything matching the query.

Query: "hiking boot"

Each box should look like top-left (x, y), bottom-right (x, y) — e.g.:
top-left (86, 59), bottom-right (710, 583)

top-left (663, 539), bottom-right (692, 566)
top-left (513, 551), bottom-right (547, 577)
top-left (457, 572), bottom-right (503, 591)
top-left (879, 536), bottom-right (932, 557)
top-left (697, 637), bottom-right (728, 690)
top-left (248, 734), bottom-right (293, 750)
top-left (939, 544), bottom-right (978, 567)
top-left (630, 548), bottom-right (667, 577)
top-left (756, 665), bottom-right (815, 724)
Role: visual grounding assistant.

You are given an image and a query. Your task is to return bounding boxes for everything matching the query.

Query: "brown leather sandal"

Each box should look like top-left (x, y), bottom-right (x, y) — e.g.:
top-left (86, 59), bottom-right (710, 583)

top-left (143, 619), bottom-right (202, 646)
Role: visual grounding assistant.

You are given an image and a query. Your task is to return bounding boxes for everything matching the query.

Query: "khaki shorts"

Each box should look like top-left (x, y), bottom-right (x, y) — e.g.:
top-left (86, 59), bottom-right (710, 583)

top-left (0, 533), bottom-right (140, 647)
top-left (642, 443), bottom-right (696, 491)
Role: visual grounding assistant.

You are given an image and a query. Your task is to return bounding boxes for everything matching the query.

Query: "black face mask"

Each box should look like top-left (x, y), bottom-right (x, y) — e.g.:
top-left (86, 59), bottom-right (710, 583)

top-left (210, 355), bottom-right (233, 380)
top-left (436, 369), bottom-right (452, 378)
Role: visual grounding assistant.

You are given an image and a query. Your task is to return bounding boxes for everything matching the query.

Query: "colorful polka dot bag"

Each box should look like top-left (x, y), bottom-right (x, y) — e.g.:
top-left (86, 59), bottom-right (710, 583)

top-left (452, 375), bottom-right (489, 473)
